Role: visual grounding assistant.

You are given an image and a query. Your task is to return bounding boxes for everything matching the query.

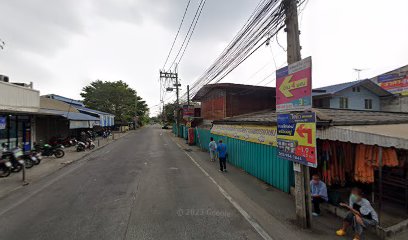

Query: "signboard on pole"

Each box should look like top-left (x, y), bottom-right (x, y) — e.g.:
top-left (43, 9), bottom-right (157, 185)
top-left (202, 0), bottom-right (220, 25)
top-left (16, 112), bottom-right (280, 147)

top-left (182, 105), bottom-right (194, 120)
top-left (277, 112), bottom-right (317, 168)
top-left (0, 117), bottom-right (6, 130)
top-left (276, 57), bottom-right (312, 112)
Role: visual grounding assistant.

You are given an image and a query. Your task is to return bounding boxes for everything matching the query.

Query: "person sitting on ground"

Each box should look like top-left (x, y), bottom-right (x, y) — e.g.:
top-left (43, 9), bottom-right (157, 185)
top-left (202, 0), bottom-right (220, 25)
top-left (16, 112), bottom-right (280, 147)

top-left (217, 140), bottom-right (227, 172)
top-left (336, 187), bottom-right (378, 240)
top-left (310, 174), bottom-right (328, 216)
top-left (208, 137), bottom-right (217, 162)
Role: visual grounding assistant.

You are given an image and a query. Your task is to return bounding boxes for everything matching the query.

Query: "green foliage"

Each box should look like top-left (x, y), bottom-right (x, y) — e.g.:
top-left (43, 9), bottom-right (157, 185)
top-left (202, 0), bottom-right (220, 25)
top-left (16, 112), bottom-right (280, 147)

top-left (81, 80), bottom-right (149, 125)
top-left (157, 102), bottom-right (178, 124)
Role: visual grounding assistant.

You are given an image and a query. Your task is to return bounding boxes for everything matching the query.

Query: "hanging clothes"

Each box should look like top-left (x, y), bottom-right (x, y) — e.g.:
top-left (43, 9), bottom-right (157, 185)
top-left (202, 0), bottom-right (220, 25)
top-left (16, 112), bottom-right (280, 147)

top-left (354, 145), bottom-right (399, 183)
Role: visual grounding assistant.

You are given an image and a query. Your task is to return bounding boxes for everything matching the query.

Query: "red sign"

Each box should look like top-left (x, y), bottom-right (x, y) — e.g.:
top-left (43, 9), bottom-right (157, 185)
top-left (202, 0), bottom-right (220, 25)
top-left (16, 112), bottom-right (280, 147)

top-left (183, 105), bottom-right (194, 120)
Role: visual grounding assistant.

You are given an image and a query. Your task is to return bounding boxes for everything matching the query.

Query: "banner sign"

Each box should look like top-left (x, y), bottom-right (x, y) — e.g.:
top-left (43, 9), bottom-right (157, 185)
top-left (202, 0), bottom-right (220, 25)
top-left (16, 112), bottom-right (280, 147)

top-left (211, 124), bottom-right (277, 146)
top-left (377, 73), bottom-right (401, 83)
top-left (378, 77), bottom-right (408, 96)
top-left (276, 57), bottom-right (312, 112)
top-left (0, 117), bottom-right (5, 130)
top-left (277, 112), bottom-right (317, 168)
top-left (182, 105), bottom-right (195, 120)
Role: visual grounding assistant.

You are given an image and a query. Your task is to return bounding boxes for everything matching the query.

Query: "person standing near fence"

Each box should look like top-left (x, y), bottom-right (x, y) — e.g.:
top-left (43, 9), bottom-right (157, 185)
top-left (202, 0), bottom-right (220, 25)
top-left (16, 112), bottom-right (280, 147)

top-left (217, 140), bottom-right (227, 172)
top-left (208, 137), bottom-right (217, 162)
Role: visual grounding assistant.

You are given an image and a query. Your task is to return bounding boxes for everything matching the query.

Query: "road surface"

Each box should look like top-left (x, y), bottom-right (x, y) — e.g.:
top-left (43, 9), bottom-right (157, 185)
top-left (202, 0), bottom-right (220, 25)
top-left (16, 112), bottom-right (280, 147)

top-left (0, 126), bottom-right (263, 240)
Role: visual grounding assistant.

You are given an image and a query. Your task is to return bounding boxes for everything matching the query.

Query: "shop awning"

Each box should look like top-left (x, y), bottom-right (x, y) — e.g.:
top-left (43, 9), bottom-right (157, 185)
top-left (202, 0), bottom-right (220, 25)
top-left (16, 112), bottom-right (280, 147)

top-left (38, 109), bottom-right (100, 129)
top-left (317, 124), bottom-right (408, 149)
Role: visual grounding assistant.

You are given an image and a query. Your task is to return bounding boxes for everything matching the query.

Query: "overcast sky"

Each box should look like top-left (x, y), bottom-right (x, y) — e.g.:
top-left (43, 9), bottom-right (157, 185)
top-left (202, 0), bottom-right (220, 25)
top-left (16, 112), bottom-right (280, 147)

top-left (1, 0), bottom-right (407, 116)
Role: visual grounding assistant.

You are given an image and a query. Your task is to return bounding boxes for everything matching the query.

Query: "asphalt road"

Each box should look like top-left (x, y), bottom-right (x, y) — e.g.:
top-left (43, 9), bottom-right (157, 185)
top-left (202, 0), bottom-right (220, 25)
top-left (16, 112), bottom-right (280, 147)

top-left (0, 126), bottom-right (263, 240)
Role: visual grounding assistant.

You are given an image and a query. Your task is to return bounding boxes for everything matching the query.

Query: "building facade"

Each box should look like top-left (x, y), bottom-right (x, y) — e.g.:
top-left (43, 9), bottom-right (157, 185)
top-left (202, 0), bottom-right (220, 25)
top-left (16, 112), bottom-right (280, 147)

top-left (192, 83), bottom-right (276, 121)
top-left (313, 79), bottom-right (392, 111)
top-left (370, 64), bottom-right (408, 112)
top-left (0, 80), bottom-right (41, 150)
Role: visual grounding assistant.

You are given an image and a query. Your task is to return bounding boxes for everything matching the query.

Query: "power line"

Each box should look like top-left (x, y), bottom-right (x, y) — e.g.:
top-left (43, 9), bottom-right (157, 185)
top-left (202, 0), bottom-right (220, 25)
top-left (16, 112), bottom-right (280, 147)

top-left (162, 0), bottom-right (192, 69)
top-left (176, 0), bottom-right (207, 66)
top-left (183, 0), bottom-right (289, 100)
top-left (169, 0), bottom-right (206, 70)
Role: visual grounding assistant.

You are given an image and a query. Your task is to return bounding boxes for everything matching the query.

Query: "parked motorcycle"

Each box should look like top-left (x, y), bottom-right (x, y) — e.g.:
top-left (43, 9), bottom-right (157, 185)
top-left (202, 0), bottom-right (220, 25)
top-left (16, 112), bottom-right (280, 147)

top-left (76, 139), bottom-right (95, 152)
top-left (22, 150), bottom-right (42, 168)
top-left (0, 158), bottom-right (12, 177)
top-left (1, 147), bottom-right (25, 172)
top-left (34, 143), bottom-right (65, 158)
top-left (31, 151), bottom-right (42, 165)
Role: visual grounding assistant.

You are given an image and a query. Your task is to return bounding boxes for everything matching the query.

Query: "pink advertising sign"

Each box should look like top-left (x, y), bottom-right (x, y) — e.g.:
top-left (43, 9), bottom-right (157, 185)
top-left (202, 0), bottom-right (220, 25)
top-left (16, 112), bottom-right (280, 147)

top-left (276, 57), bottom-right (312, 112)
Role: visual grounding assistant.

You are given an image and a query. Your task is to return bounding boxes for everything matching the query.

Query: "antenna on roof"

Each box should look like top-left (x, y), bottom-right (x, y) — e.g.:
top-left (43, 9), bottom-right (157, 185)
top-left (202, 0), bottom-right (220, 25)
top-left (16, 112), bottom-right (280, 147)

top-left (353, 68), bottom-right (368, 80)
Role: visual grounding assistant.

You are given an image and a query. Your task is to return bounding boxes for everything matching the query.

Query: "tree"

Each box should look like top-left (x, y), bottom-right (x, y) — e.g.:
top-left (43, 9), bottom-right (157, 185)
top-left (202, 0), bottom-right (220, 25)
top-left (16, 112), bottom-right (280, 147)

top-left (81, 80), bottom-right (149, 125)
top-left (157, 102), bottom-right (178, 124)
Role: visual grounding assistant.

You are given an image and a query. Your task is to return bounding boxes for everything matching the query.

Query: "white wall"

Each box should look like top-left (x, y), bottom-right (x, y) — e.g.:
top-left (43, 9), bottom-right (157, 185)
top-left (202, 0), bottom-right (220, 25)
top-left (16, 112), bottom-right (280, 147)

top-left (0, 81), bottom-right (40, 112)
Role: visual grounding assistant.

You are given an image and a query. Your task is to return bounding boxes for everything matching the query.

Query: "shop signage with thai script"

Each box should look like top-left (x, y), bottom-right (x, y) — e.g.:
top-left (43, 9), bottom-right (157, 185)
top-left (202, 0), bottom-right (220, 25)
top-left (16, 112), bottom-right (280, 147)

top-left (211, 124), bottom-right (277, 146)
top-left (277, 112), bottom-right (317, 168)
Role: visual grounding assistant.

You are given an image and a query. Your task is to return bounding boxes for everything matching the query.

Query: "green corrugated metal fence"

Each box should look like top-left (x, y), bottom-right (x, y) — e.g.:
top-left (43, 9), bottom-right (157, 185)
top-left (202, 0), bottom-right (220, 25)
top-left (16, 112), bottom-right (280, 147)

top-left (195, 127), bottom-right (293, 193)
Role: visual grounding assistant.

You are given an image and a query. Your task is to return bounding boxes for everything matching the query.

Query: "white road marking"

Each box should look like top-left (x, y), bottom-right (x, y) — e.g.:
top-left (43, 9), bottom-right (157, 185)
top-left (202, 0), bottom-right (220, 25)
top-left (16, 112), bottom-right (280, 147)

top-left (172, 140), bottom-right (274, 240)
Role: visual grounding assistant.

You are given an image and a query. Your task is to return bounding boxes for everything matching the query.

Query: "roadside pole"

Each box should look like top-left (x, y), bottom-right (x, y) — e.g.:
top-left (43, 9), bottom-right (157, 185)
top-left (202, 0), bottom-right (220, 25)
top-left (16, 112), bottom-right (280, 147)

top-left (284, 0), bottom-right (312, 228)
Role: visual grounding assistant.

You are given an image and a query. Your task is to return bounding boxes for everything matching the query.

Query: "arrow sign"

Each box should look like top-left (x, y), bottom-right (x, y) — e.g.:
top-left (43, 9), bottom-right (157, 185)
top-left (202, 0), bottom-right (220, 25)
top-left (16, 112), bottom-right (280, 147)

top-left (276, 57), bottom-right (312, 112)
top-left (279, 75), bottom-right (308, 98)
top-left (296, 124), bottom-right (312, 144)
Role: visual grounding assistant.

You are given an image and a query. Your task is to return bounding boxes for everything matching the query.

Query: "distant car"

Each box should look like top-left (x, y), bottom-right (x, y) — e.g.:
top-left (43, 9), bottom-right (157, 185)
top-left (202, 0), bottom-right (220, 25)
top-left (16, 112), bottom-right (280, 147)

top-left (162, 125), bottom-right (169, 129)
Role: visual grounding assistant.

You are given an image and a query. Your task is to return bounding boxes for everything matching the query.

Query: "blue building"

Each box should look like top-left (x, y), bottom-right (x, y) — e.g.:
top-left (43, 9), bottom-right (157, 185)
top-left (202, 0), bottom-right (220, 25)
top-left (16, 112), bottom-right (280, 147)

top-left (312, 79), bottom-right (392, 111)
top-left (43, 94), bottom-right (115, 127)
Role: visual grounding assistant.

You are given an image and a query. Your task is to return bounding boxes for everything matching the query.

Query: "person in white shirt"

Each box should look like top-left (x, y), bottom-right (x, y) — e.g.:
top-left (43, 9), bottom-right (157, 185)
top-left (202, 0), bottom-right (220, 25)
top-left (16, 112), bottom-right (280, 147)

top-left (336, 187), bottom-right (378, 240)
top-left (208, 137), bottom-right (217, 162)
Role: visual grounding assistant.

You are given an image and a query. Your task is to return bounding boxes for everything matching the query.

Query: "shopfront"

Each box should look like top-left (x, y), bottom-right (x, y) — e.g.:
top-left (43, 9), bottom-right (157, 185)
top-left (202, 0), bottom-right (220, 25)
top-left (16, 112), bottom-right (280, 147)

top-left (0, 114), bottom-right (33, 151)
top-left (0, 80), bottom-right (41, 151)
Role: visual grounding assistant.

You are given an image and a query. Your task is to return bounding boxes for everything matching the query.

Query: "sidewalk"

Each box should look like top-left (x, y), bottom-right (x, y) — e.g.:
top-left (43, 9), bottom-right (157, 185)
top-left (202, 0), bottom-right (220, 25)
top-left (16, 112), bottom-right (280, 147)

top-left (0, 131), bottom-right (129, 199)
top-left (170, 132), bottom-right (380, 240)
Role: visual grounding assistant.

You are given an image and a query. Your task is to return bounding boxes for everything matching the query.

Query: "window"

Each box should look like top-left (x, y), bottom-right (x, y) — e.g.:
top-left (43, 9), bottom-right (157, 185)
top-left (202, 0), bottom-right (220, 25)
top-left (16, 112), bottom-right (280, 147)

top-left (352, 86), bottom-right (360, 92)
top-left (365, 99), bottom-right (373, 109)
top-left (339, 97), bottom-right (348, 109)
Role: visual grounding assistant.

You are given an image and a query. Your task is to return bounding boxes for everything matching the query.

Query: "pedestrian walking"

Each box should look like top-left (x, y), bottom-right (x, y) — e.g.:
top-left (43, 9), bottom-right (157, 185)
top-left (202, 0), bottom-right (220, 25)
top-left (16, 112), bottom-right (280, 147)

top-left (208, 137), bottom-right (217, 162)
top-left (217, 140), bottom-right (227, 172)
top-left (336, 187), bottom-right (378, 240)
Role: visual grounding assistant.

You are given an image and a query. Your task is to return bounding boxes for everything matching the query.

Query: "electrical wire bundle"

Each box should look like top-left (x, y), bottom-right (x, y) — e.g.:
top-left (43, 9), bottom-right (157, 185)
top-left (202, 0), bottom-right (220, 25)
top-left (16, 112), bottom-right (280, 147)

top-left (182, 0), bottom-right (309, 101)
top-left (183, 0), bottom-right (288, 100)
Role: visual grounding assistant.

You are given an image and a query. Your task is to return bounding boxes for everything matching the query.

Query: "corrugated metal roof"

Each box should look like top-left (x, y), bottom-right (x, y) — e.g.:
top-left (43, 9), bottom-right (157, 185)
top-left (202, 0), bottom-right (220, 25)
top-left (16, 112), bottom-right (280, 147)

top-left (40, 97), bottom-right (80, 113)
top-left (318, 124), bottom-right (408, 149)
top-left (42, 94), bottom-right (85, 107)
top-left (38, 109), bottom-right (99, 121)
top-left (213, 108), bottom-right (408, 126)
top-left (312, 79), bottom-right (392, 97)
top-left (75, 106), bottom-right (114, 116)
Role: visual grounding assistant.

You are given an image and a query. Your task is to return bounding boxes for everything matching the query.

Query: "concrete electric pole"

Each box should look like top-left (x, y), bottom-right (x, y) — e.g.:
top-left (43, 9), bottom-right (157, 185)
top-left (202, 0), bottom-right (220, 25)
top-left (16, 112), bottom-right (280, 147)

top-left (284, 0), bottom-right (312, 228)
top-left (187, 85), bottom-right (190, 106)
top-left (160, 67), bottom-right (181, 136)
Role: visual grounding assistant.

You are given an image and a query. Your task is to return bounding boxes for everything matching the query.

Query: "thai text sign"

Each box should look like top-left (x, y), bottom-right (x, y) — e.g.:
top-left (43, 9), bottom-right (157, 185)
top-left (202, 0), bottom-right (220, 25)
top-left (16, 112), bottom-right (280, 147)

top-left (211, 124), bottom-right (277, 146)
top-left (277, 112), bottom-right (317, 168)
top-left (183, 105), bottom-right (195, 120)
top-left (378, 76), bottom-right (408, 96)
top-left (276, 57), bottom-right (312, 112)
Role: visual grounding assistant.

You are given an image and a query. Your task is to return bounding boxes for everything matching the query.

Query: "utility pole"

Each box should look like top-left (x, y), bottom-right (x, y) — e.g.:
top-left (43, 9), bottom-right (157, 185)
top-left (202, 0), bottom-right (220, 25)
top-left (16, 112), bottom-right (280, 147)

top-left (284, 0), bottom-right (312, 228)
top-left (159, 68), bottom-right (181, 136)
top-left (135, 95), bottom-right (138, 129)
top-left (187, 85), bottom-right (190, 106)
